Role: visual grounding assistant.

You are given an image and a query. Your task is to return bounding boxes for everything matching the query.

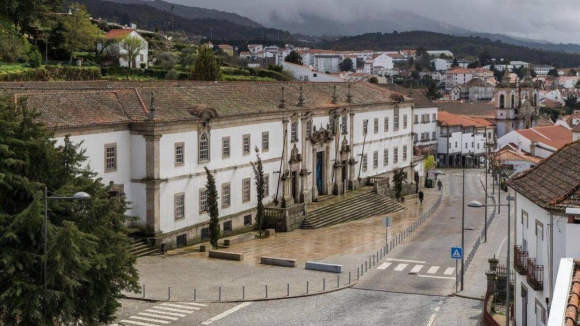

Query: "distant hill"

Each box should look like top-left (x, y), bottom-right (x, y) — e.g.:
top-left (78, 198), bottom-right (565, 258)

top-left (321, 31), bottom-right (580, 67)
top-left (266, 10), bottom-right (469, 37)
top-left (453, 32), bottom-right (580, 54)
top-left (103, 0), bottom-right (263, 28)
top-left (75, 0), bottom-right (292, 41)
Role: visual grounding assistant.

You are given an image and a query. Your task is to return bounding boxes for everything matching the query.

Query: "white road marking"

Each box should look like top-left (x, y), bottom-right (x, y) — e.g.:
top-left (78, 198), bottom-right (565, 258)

top-left (394, 263), bottom-right (408, 271)
top-left (386, 258), bottom-right (427, 264)
top-left (443, 267), bottom-right (455, 275)
top-left (410, 265), bottom-right (424, 273)
top-left (426, 313), bottom-right (436, 326)
top-left (154, 306), bottom-right (195, 313)
top-left (377, 262), bottom-right (391, 270)
top-left (201, 302), bottom-right (252, 325)
top-left (178, 302), bottom-right (208, 307)
top-left (137, 313), bottom-right (178, 320)
top-left (130, 316), bottom-right (170, 324)
top-left (159, 303), bottom-right (199, 311)
top-left (145, 309), bottom-right (186, 317)
top-left (118, 320), bottom-right (157, 326)
top-left (427, 266), bottom-right (439, 274)
top-left (417, 274), bottom-right (456, 280)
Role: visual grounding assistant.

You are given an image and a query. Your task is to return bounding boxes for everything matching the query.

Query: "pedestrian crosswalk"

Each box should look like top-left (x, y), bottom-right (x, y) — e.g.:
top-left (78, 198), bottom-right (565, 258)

top-left (113, 302), bottom-right (208, 326)
top-left (377, 262), bottom-right (455, 277)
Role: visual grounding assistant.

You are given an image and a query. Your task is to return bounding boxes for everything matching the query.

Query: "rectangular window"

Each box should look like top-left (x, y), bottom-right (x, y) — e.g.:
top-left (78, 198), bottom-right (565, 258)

top-left (432, 113), bottom-right (436, 121)
top-left (174, 193), bottom-right (185, 220)
top-left (176, 234), bottom-right (187, 248)
top-left (432, 131), bottom-right (436, 140)
top-left (105, 143), bottom-right (117, 172)
top-left (223, 220), bottom-right (232, 233)
top-left (362, 154), bottom-right (368, 171)
top-left (199, 188), bottom-right (208, 213)
top-left (394, 112), bottom-right (399, 130)
top-left (263, 174), bottom-right (269, 197)
top-left (306, 120), bottom-right (312, 138)
top-left (262, 132), bottom-right (269, 152)
top-left (403, 114), bottom-right (408, 129)
top-left (244, 214), bottom-right (252, 226)
top-left (242, 178), bottom-right (251, 203)
top-left (373, 151), bottom-right (378, 169)
top-left (329, 116), bottom-right (335, 134)
top-left (394, 147), bottom-right (399, 163)
top-left (222, 183), bottom-right (231, 208)
top-left (455, 142), bottom-right (458, 148)
top-left (465, 143), bottom-right (468, 149)
top-left (374, 118), bottom-right (379, 133)
top-left (383, 148), bottom-right (388, 166)
top-left (291, 122), bottom-right (298, 141)
top-left (403, 145), bottom-right (407, 161)
top-left (363, 119), bottom-right (368, 134)
top-left (175, 142), bottom-right (184, 166)
top-left (384, 117), bottom-right (389, 131)
top-left (342, 116), bottom-right (347, 134)
top-left (201, 227), bottom-right (209, 239)
top-left (243, 134), bottom-right (251, 155)
top-left (222, 137), bottom-right (230, 158)
top-left (199, 134), bottom-right (209, 162)
top-left (414, 114), bottom-right (418, 124)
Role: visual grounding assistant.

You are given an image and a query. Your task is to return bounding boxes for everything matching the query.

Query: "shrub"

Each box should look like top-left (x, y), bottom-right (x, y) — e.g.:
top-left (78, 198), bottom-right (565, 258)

top-left (165, 69), bottom-right (179, 80)
top-left (28, 48), bottom-right (43, 68)
top-left (140, 62), bottom-right (146, 69)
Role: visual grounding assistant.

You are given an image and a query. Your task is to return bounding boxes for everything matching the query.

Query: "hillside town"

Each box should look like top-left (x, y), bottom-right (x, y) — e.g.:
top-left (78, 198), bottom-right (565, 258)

top-left (1, 2), bottom-right (580, 326)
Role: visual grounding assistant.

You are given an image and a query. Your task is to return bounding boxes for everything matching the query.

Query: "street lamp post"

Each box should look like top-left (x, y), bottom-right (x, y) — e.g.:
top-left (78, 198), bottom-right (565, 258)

top-left (468, 194), bottom-right (515, 326)
top-left (43, 187), bottom-right (90, 306)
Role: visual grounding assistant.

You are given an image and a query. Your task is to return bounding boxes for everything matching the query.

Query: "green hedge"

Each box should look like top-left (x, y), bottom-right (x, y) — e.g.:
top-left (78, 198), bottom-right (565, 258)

top-left (101, 67), bottom-right (190, 80)
top-left (0, 66), bottom-right (101, 81)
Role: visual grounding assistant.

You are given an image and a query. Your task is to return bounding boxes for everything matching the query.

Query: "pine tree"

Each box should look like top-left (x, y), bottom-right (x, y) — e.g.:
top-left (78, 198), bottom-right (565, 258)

top-left (251, 151), bottom-right (265, 237)
top-left (190, 46), bottom-right (222, 81)
top-left (0, 96), bottom-right (139, 326)
top-left (204, 167), bottom-right (220, 249)
top-left (425, 81), bottom-right (443, 100)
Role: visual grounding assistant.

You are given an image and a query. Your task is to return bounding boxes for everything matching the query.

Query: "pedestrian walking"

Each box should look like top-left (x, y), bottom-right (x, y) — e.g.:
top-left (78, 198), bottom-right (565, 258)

top-left (437, 180), bottom-right (443, 191)
top-left (418, 190), bottom-right (424, 204)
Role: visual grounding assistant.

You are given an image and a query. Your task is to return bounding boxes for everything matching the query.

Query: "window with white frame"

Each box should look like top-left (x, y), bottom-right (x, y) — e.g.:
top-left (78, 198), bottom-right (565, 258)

top-left (105, 143), bottom-right (117, 172)
top-left (403, 114), bottom-right (408, 129)
top-left (263, 174), bottom-right (269, 197)
top-left (394, 147), bottom-right (399, 163)
top-left (384, 117), bottom-right (389, 131)
top-left (362, 154), bottom-right (367, 171)
top-left (174, 193), bottom-right (185, 219)
top-left (383, 148), bottom-right (388, 166)
top-left (199, 188), bottom-right (208, 213)
top-left (222, 137), bottom-right (230, 158)
top-left (306, 120), bottom-right (312, 138)
top-left (394, 109), bottom-right (399, 130)
top-left (414, 114), bottom-right (418, 124)
top-left (175, 142), bottom-right (184, 166)
top-left (374, 118), bottom-right (379, 134)
top-left (291, 122), bottom-right (298, 141)
top-left (329, 116), bottom-right (335, 134)
top-left (373, 151), bottom-right (378, 169)
top-left (199, 133), bottom-right (209, 162)
top-left (432, 131), bottom-right (436, 140)
top-left (222, 183), bottom-right (231, 208)
top-left (242, 178), bottom-right (251, 202)
top-left (403, 145), bottom-right (407, 161)
top-left (262, 132), bottom-right (269, 152)
top-left (342, 116), bottom-right (347, 133)
top-left (243, 134), bottom-right (250, 155)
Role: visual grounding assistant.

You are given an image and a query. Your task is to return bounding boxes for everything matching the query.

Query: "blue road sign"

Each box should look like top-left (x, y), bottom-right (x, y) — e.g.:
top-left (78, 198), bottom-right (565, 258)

top-left (451, 247), bottom-right (463, 259)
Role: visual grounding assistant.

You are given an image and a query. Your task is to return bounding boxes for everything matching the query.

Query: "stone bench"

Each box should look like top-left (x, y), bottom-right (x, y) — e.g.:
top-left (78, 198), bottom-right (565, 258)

top-left (305, 261), bottom-right (343, 273)
top-left (222, 234), bottom-right (255, 247)
top-left (208, 250), bottom-right (244, 261)
top-left (260, 256), bottom-right (297, 268)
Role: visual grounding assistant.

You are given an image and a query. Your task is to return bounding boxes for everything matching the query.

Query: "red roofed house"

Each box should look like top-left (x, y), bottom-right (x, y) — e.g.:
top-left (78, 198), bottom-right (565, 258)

top-left (100, 29), bottom-right (148, 68)
top-left (217, 44), bottom-right (234, 56)
top-left (496, 125), bottom-right (573, 159)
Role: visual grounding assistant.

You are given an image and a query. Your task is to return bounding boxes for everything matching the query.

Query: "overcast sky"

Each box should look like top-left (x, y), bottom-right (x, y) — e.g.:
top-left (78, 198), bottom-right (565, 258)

top-left (169, 0), bottom-right (579, 43)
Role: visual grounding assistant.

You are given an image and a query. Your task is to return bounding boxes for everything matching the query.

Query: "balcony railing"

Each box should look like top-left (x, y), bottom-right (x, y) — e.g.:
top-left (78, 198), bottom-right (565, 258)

top-left (514, 245), bottom-right (528, 275)
top-left (526, 258), bottom-right (544, 291)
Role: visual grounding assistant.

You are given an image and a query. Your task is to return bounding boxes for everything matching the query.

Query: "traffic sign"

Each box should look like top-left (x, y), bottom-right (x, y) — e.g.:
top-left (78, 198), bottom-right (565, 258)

top-left (383, 217), bottom-right (392, 227)
top-left (451, 247), bottom-right (463, 259)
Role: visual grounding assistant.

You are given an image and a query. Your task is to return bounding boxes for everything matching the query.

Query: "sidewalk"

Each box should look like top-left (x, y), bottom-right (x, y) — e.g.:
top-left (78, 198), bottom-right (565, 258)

top-left (126, 187), bottom-right (443, 302)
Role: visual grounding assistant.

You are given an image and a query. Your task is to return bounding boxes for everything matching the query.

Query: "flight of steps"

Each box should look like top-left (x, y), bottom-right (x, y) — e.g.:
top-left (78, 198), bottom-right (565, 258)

top-left (300, 191), bottom-right (404, 229)
top-left (128, 237), bottom-right (160, 257)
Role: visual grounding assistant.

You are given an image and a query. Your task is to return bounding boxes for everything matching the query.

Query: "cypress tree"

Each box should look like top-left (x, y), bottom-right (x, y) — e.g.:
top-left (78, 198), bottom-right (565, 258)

top-left (251, 151), bottom-right (265, 237)
top-left (205, 167), bottom-right (220, 249)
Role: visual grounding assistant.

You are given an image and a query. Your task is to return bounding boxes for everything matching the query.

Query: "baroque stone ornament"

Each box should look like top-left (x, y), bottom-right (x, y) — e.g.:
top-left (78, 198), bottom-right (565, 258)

top-left (289, 144), bottom-right (302, 164)
top-left (310, 126), bottom-right (334, 145)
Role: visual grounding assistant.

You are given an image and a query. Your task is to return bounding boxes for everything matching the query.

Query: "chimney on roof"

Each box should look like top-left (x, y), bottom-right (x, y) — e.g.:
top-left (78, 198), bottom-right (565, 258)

top-left (530, 139), bottom-right (537, 157)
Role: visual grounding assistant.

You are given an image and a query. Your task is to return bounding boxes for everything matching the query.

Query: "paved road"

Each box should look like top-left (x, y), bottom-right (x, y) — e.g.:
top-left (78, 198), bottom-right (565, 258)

top-left (112, 168), bottom-right (502, 326)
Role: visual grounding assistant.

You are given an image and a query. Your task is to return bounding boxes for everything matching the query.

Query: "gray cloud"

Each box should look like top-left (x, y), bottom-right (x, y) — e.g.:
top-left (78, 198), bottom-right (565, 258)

top-left (169, 0), bottom-right (579, 43)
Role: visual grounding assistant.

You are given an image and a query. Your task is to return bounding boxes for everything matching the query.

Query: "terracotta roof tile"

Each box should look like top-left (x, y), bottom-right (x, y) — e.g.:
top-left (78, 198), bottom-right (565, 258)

top-left (105, 29), bottom-right (133, 39)
top-left (435, 101), bottom-right (495, 118)
top-left (508, 140), bottom-right (580, 211)
top-left (496, 147), bottom-right (543, 164)
top-left (515, 125), bottom-right (572, 149)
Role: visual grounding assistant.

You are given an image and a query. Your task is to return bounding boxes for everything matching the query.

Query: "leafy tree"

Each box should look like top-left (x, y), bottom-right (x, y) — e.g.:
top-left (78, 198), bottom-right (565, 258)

top-left (204, 167), bottom-right (220, 249)
top-left (564, 95), bottom-right (578, 109)
top-left (1, 0), bottom-right (63, 35)
top-left (451, 58), bottom-right (459, 67)
top-left (28, 47), bottom-right (43, 67)
top-left (190, 46), bottom-right (222, 81)
top-left (62, 3), bottom-right (103, 65)
top-left (467, 61), bottom-right (479, 68)
top-left (548, 68), bottom-right (559, 77)
top-left (410, 70), bottom-right (420, 80)
top-left (250, 151), bottom-right (265, 237)
top-left (0, 21), bottom-right (30, 62)
top-left (392, 169), bottom-right (405, 202)
top-left (530, 68), bottom-right (537, 78)
top-left (156, 51), bottom-right (177, 70)
top-left (425, 81), bottom-right (442, 100)
top-left (165, 69), bottom-right (179, 80)
top-left (479, 52), bottom-right (493, 66)
top-left (121, 35), bottom-right (147, 68)
top-left (368, 76), bottom-right (378, 83)
top-left (268, 63), bottom-right (283, 72)
top-left (284, 50), bottom-right (303, 65)
top-left (575, 80), bottom-right (580, 89)
top-left (0, 96), bottom-right (139, 326)
top-left (567, 68), bottom-right (577, 76)
top-left (180, 46), bottom-right (196, 67)
top-left (339, 58), bottom-right (353, 72)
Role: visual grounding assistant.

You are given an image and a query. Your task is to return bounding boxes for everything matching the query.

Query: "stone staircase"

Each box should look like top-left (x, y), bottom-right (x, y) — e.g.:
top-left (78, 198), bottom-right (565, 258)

top-left (300, 190), bottom-right (405, 229)
top-left (128, 237), bottom-right (160, 257)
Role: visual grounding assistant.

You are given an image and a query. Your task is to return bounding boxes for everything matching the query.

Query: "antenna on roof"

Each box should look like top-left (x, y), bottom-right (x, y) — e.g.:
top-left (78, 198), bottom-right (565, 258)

top-left (278, 86), bottom-right (285, 109)
top-left (297, 85), bottom-right (304, 107)
top-left (331, 85), bottom-right (338, 104)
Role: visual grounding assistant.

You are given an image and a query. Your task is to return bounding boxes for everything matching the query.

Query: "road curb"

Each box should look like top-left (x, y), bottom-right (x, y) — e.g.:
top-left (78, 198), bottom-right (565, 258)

top-left (451, 291), bottom-right (484, 301)
top-left (122, 282), bottom-right (358, 304)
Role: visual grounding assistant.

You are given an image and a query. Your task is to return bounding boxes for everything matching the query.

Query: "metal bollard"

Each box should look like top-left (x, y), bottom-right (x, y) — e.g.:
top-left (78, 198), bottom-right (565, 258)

top-left (365, 261), bottom-right (368, 272)
top-left (265, 285), bottom-right (268, 298)
top-left (243, 285), bottom-right (245, 300)
top-left (361, 263), bottom-right (364, 275)
top-left (373, 255), bottom-right (375, 265)
top-left (143, 284), bottom-right (145, 298)
top-left (349, 271), bottom-right (352, 284)
top-left (194, 288), bottom-right (196, 301)
top-left (287, 283), bottom-right (290, 296)
top-left (168, 287), bottom-right (171, 301)
top-left (380, 248), bottom-right (383, 258)
top-left (368, 257), bottom-right (371, 268)
top-left (357, 267), bottom-right (360, 279)
top-left (219, 286), bottom-right (222, 301)
top-left (337, 274), bottom-right (340, 288)
top-left (323, 278), bottom-right (326, 291)
top-left (307, 281), bottom-right (309, 294)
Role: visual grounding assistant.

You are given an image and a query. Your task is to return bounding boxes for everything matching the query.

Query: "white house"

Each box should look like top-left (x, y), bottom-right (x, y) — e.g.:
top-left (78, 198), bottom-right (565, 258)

top-left (314, 55), bottom-right (341, 73)
top-left (281, 61), bottom-right (344, 82)
top-left (430, 58), bottom-right (451, 71)
top-left (508, 140), bottom-right (580, 326)
top-left (101, 29), bottom-right (148, 68)
top-left (7, 81), bottom-right (416, 249)
top-left (534, 65), bottom-right (555, 76)
top-left (248, 44), bottom-right (263, 54)
top-left (496, 125), bottom-right (573, 159)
